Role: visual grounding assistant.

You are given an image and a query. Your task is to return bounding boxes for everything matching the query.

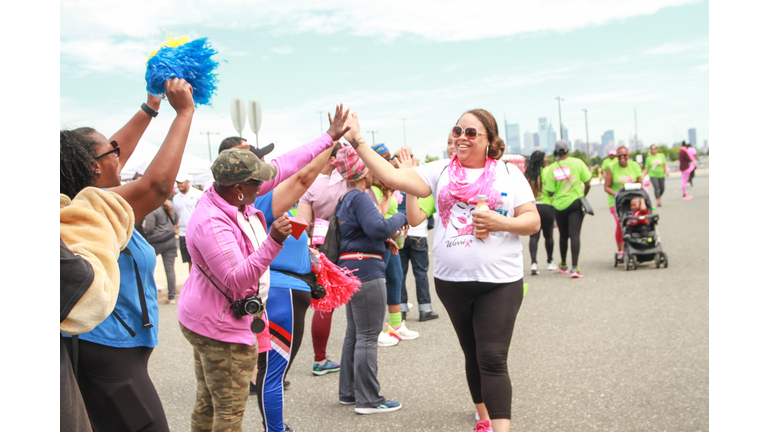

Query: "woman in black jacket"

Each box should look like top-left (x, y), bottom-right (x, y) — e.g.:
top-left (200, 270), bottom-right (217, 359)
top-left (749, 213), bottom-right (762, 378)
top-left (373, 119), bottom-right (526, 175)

top-left (143, 200), bottom-right (180, 303)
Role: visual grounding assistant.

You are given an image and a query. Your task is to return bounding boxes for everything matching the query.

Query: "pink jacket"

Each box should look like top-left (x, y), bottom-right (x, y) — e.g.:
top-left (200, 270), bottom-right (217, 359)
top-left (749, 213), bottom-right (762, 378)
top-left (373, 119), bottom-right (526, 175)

top-left (178, 133), bottom-right (334, 347)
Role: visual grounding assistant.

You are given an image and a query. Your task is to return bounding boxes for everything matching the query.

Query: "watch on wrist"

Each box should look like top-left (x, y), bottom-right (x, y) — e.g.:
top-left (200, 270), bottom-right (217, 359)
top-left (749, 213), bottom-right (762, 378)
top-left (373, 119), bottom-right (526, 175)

top-left (141, 103), bottom-right (159, 118)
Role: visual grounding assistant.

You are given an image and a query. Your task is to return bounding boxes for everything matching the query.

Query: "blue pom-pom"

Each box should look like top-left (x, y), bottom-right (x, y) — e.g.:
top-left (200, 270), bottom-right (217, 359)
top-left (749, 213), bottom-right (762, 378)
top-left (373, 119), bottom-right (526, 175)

top-left (145, 38), bottom-right (219, 106)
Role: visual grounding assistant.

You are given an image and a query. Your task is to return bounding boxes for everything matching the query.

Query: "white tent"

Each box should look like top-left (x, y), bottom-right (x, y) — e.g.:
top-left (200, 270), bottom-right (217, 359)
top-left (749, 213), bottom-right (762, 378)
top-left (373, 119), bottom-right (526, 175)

top-left (120, 139), bottom-right (213, 186)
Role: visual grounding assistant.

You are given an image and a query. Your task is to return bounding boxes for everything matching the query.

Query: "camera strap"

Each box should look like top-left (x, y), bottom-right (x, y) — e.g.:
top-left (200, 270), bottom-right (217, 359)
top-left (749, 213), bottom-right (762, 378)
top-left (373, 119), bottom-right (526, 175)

top-left (195, 263), bottom-right (235, 306)
top-left (110, 246), bottom-right (152, 338)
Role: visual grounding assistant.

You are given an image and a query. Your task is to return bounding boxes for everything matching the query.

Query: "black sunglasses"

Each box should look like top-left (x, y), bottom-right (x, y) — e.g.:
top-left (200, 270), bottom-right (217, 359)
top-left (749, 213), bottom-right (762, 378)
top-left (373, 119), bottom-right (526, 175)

top-left (451, 126), bottom-right (487, 139)
top-left (94, 140), bottom-right (120, 159)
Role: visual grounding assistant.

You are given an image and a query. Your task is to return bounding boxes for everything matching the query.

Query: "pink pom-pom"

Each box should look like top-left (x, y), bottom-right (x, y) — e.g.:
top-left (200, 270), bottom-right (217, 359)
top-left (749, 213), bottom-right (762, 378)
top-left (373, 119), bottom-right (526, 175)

top-left (394, 191), bottom-right (403, 205)
top-left (311, 253), bottom-right (361, 312)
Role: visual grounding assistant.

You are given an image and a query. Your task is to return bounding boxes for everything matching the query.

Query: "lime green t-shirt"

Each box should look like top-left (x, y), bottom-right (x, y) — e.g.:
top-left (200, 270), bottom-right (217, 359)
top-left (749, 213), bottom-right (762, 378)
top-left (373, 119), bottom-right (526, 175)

top-left (418, 195), bottom-right (436, 217)
top-left (602, 157), bottom-right (617, 172)
top-left (607, 161), bottom-right (643, 207)
top-left (536, 166), bottom-right (553, 206)
top-left (543, 157), bottom-right (591, 211)
top-left (644, 154), bottom-right (666, 178)
top-left (371, 186), bottom-right (398, 219)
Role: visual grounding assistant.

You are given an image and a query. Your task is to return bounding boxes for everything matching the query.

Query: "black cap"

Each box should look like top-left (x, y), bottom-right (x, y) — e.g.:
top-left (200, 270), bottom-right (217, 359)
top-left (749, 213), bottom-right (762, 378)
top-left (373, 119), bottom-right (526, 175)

top-left (250, 143), bottom-right (275, 160)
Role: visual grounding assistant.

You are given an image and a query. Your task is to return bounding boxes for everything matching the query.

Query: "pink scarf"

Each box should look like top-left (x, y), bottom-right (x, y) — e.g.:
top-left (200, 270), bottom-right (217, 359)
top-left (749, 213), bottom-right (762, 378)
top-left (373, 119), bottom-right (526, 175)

top-left (447, 154), bottom-right (498, 204)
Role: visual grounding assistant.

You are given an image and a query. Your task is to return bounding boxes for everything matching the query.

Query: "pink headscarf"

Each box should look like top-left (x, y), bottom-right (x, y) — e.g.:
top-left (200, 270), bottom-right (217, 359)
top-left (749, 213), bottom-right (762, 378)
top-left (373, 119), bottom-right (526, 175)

top-left (333, 146), bottom-right (368, 182)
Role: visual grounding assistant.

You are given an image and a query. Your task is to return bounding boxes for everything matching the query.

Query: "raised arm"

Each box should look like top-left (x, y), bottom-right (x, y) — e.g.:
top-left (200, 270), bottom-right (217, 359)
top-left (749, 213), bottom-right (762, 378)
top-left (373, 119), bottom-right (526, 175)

top-left (110, 94), bottom-right (163, 171)
top-left (108, 78), bottom-right (195, 221)
top-left (344, 112), bottom-right (431, 197)
top-left (271, 145), bottom-right (336, 218)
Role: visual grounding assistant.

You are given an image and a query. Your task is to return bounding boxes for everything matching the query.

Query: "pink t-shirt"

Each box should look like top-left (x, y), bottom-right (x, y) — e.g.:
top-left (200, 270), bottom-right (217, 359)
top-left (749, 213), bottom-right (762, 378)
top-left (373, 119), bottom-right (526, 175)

top-left (299, 170), bottom-right (347, 220)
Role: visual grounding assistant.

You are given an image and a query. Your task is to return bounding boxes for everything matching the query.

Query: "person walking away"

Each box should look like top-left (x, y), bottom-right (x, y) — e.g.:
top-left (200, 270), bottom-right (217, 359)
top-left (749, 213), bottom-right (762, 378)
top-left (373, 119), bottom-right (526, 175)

top-left (642, 145), bottom-right (669, 207)
top-left (678, 142), bottom-right (694, 200)
top-left (143, 200), bottom-right (180, 303)
top-left (524, 150), bottom-right (556, 274)
top-left (543, 141), bottom-right (591, 278)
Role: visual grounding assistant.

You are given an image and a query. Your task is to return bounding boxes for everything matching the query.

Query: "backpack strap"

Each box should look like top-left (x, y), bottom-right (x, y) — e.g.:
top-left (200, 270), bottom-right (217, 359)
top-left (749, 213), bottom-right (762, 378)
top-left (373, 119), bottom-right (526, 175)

top-left (114, 247), bottom-right (152, 337)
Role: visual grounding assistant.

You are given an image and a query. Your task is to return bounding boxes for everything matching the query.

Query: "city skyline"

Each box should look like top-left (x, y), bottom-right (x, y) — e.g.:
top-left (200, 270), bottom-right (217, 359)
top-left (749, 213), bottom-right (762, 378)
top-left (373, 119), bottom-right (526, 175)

top-left (60, 0), bottom-right (709, 162)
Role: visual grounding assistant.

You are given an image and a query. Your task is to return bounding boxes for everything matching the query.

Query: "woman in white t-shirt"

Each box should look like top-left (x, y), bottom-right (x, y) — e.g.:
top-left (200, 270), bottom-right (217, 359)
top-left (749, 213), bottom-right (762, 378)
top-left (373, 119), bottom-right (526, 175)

top-left (343, 109), bottom-right (539, 432)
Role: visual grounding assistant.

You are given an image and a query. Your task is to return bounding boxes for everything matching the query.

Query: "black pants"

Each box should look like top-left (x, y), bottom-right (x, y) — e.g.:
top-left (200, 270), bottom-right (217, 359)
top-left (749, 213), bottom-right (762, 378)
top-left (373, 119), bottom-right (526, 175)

top-left (434, 278), bottom-right (524, 420)
top-left (63, 338), bottom-right (169, 432)
top-left (554, 199), bottom-right (585, 268)
top-left (530, 203), bottom-right (554, 264)
top-left (649, 177), bottom-right (665, 200)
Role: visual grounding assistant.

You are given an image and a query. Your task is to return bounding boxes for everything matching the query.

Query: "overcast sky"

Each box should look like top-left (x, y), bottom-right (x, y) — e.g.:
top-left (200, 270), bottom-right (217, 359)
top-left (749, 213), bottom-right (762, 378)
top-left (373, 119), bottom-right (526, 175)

top-left (60, 0), bottom-right (709, 161)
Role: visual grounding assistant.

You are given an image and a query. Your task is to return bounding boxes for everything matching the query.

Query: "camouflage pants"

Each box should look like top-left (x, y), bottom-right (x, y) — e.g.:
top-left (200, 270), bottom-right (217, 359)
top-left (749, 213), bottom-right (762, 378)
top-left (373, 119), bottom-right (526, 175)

top-left (180, 323), bottom-right (257, 432)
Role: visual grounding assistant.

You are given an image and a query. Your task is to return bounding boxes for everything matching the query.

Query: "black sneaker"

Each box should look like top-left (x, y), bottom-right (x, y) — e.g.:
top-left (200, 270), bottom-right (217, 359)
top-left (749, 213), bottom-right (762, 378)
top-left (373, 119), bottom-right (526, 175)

top-left (419, 311), bottom-right (439, 322)
top-left (250, 382), bottom-right (258, 395)
top-left (283, 379), bottom-right (290, 390)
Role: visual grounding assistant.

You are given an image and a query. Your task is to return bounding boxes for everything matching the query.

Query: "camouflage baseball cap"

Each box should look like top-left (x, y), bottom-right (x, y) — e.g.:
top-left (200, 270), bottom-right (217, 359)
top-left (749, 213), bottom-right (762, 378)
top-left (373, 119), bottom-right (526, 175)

top-left (211, 149), bottom-right (277, 186)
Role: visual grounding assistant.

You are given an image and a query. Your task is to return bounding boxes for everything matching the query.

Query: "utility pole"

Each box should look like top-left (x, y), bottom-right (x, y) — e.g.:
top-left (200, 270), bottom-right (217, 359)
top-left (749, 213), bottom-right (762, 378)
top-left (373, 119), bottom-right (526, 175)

top-left (368, 131), bottom-right (378, 146)
top-left (555, 96), bottom-right (565, 139)
top-left (316, 111), bottom-right (324, 134)
top-left (200, 131), bottom-right (220, 162)
top-left (402, 119), bottom-right (407, 147)
top-left (583, 109), bottom-right (589, 165)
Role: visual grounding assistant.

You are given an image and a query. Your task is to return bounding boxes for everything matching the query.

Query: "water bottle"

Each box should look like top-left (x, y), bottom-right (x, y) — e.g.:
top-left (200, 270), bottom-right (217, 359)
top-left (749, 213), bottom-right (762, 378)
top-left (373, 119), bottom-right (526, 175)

top-left (474, 195), bottom-right (490, 239)
top-left (396, 229), bottom-right (406, 249)
top-left (496, 192), bottom-right (509, 216)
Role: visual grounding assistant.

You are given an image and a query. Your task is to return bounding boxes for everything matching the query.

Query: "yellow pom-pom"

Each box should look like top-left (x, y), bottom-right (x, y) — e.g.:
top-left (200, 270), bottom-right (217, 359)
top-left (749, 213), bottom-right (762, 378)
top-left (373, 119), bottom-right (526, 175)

top-left (146, 29), bottom-right (191, 62)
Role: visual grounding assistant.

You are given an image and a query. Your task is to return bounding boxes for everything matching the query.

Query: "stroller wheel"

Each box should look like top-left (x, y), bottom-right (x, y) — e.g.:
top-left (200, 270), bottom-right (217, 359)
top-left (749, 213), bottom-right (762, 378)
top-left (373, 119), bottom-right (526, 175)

top-left (662, 252), bottom-right (669, 268)
top-left (655, 253), bottom-right (661, 268)
top-left (624, 253), bottom-right (630, 271)
top-left (614, 253), bottom-right (619, 267)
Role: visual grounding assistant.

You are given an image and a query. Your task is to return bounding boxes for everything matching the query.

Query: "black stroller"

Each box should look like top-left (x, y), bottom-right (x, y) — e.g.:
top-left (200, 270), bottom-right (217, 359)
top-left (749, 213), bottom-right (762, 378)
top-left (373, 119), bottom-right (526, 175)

top-left (612, 186), bottom-right (668, 270)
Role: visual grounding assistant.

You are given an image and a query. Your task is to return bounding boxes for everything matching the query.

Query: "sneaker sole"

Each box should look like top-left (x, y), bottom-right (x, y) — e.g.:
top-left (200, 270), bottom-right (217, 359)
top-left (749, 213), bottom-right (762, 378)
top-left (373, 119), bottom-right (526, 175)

top-left (389, 332), bottom-right (418, 341)
top-left (355, 405), bottom-right (402, 414)
top-left (378, 340), bottom-right (399, 347)
top-left (339, 400), bottom-right (355, 405)
top-left (312, 368), bottom-right (340, 376)
top-left (570, 274), bottom-right (583, 278)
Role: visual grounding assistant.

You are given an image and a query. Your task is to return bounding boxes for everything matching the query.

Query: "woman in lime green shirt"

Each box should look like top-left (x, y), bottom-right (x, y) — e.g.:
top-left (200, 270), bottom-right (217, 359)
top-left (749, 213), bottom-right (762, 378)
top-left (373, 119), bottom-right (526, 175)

top-left (642, 144), bottom-right (669, 207)
top-left (603, 146), bottom-right (643, 260)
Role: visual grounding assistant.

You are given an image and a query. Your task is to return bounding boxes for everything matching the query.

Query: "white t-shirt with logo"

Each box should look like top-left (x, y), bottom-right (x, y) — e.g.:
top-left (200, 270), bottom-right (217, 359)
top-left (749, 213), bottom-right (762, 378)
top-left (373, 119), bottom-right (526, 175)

top-left (415, 159), bottom-right (534, 283)
top-left (173, 187), bottom-right (204, 236)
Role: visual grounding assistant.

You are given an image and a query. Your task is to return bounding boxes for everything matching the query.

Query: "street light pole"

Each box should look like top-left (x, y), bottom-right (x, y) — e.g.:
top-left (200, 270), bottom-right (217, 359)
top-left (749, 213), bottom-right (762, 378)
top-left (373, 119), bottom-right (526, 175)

top-left (200, 131), bottom-right (220, 162)
top-left (582, 109), bottom-right (589, 165)
top-left (317, 111), bottom-right (324, 134)
top-left (367, 131), bottom-right (378, 146)
top-left (555, 96), bottom-right (565, 139)
top-left (402, 119), bottom-right (407, 147)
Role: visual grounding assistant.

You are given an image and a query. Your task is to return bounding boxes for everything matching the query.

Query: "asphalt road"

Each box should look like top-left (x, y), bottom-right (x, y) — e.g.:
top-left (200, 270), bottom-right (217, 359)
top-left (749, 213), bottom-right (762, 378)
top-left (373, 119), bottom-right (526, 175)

top-left (149, 173), bottom-right (708, 432)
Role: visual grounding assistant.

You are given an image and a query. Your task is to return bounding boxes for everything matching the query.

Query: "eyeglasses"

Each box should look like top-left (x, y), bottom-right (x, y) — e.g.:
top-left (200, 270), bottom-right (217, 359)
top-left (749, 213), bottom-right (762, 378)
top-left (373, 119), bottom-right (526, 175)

top-left (451, 126), bottom-right (487, 139)
top-left (94, 140), bottom-right (120, 159)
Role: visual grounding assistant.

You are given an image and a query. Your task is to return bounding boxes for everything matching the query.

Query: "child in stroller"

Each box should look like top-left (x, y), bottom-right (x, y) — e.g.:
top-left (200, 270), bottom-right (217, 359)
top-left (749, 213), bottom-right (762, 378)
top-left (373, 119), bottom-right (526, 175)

top-left (613, 186), bottom-right (668, 270)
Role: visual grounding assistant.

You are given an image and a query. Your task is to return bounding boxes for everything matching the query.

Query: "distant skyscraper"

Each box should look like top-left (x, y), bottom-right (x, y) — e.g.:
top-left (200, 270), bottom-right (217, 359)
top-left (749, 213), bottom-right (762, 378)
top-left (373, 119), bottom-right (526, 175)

top-left (505, 122), bottom-right (520, 154)
top-left (523, 131), bottom-right (534, 155)
top-left (562, 126), bottom-right (569, 144)
top-left (538, 118), bottom-right (549, 151)
top-left (688, 128), bottom-right (697, 147)
top-left (548, 123), bottom-right (557, 151)
top-left (601, 130), bottom-right (615, 147)
top-left (533, 133), bottom-right (540, 148)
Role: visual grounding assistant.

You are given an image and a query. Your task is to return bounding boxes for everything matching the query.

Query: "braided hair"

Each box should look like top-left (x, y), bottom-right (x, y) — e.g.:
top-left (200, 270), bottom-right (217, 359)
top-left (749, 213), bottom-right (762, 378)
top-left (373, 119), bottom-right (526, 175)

top-left (525, 150), bottom-right (546, 197)
top-left (60, 128), bottom-right (99, 199)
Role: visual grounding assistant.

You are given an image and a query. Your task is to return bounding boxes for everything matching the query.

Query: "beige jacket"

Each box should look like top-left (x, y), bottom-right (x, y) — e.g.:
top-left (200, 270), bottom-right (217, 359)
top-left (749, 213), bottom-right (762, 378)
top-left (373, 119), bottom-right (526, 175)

top-left (60, 187), bottom-right (134, 335)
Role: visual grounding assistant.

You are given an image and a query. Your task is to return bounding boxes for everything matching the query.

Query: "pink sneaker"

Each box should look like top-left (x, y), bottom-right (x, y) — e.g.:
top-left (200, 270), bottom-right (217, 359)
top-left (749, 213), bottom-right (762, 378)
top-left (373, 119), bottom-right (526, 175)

top-left (474, 419), bottom-right (493, 432)
top-left (617, 251), bottom-right (624, 260)
top-left (682, 195), bottom-right (693, 200)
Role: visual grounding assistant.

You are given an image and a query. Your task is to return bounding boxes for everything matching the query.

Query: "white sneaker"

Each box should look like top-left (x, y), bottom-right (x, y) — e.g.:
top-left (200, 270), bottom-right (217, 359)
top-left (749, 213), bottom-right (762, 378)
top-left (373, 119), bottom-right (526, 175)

top-left (531, 263), bottom-right (539, 275)
top-left (547, 262), bottom-right (558, 271)
top-left (377, 331), bottom-right (399, 347)
top-left (388, 322), bottom-right (419, 340)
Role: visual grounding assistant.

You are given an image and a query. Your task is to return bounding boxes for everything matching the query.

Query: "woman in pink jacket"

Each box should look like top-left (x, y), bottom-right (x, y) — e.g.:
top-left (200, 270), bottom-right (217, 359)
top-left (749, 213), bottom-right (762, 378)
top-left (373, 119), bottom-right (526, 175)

top-left (177, 106), bottom-right (349, 432)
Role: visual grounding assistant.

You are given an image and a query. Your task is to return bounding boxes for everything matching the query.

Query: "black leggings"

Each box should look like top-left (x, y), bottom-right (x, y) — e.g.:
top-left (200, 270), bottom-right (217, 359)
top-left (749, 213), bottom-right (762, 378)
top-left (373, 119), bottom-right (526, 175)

top-left (554, 199), bottom-right (585, 268)
top-left (434, 278), bottom-right (524, 420)
top-left (63, 338), bottom-right (169, 432)
top-left (530, 203), bottom-right (554, 264)
top-left (649, 177), bottom-right (665, 199)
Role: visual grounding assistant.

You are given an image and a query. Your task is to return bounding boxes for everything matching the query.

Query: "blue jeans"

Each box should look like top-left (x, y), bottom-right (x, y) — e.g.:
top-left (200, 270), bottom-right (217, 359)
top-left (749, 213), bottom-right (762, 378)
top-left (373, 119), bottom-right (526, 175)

top-left (382, 248), bottom-right (404, 306)
top-left (399, 236), bottom-right (432, 312)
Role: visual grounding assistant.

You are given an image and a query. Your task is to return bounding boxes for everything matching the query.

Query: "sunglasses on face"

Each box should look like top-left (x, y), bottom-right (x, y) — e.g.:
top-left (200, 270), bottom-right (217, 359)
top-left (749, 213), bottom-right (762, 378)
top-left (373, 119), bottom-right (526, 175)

top-left (94, 140), bottom-right (120, 159)
top-left (451, 126), bottom-right (487, 139)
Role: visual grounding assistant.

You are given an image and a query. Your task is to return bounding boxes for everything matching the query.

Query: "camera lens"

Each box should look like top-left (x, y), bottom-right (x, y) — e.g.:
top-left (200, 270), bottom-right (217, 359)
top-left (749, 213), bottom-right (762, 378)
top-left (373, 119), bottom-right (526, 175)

top-left (244, 299), bottom-right (262, 315)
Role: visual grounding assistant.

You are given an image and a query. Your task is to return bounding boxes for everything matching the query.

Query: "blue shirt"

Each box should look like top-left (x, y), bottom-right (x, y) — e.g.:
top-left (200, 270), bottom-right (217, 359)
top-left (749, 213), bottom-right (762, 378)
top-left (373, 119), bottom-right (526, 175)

top-left (253, 191), bottom-right (311, 292)
top-left (67, 229), bottom-right (160, 348)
